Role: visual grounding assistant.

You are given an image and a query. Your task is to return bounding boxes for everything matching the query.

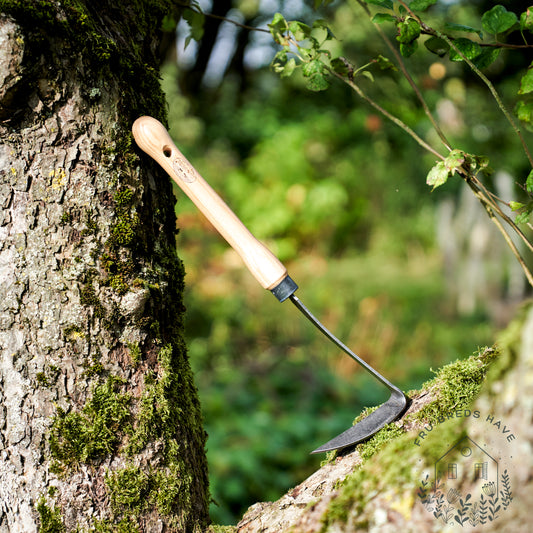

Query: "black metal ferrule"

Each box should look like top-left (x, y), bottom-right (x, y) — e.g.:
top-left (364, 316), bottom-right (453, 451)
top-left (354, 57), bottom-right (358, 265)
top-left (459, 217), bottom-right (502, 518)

top-left (270, 275), bottom-right (298, 302)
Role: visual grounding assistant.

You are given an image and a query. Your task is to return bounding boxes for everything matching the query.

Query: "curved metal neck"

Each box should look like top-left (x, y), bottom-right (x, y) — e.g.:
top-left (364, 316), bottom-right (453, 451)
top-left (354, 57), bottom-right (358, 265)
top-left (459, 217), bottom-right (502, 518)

top-left (289, 294), bottom-right (401, 393)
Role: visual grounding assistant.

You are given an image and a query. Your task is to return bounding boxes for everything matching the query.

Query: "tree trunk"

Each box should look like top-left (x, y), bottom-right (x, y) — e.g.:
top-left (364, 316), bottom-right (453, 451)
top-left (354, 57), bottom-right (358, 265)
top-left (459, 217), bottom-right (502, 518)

top-left (0, 2), bottom-right (209, 531)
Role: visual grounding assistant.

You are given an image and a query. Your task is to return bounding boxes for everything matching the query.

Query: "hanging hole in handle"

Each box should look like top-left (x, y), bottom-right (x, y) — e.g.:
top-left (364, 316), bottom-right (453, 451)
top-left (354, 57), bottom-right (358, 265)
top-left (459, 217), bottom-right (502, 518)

top-left (163, 146), bottom-right (172, 158)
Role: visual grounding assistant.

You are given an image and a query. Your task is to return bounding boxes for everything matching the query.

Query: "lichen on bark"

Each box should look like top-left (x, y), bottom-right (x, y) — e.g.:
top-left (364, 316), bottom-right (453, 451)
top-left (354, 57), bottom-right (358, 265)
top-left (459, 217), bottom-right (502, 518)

top-left (0, 2), bottom-right (209, 532)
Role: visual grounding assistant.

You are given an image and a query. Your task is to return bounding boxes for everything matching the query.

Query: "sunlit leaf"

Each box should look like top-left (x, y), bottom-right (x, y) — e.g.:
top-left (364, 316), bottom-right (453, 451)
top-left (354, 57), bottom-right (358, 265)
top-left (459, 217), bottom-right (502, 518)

top-left (289, 21), bottom-right (311, 41)
top-left (396, 18), bottom-right (421, 43)
top-left (481, 5), bottom-right (518, 34)
top-left (444, 150), bottom-right (465, 175)
top-left (527, 169), bottom-right (533, 194)
top-left (449, 38), bottom-right (482, 62)
top-left (520, 7), bottom-right (533, 32)
top-left (281, 58), bottom-right (297, 78)
top-left (515, 100), bottom-right (533, 125)
top-left (519, 63), bottom-right (533, 94)
top-left (269, 12), bottom-right (288, 42)
top-left (515, 210), bottom-right (532, 224)
top-left (302, 59), bottom-right (324, 78)
top-left (426, 161), bottom-right (450, 190)
top-left (313, 19), bottom-right (337, 40)
top-left (361, 70), bottom-right (374, 82)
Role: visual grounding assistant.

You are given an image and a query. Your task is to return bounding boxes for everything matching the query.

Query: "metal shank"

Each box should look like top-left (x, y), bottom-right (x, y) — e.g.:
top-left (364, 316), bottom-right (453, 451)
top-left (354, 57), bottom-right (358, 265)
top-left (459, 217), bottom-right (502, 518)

top-left (289, 295), bottom-right (402, 393)
top-left (288, 294), bottom-right (408, 453)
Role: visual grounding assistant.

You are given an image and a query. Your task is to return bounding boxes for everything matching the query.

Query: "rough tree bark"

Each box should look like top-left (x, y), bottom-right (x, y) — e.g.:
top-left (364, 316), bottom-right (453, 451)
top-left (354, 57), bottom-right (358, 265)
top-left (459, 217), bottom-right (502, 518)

top-left (0, 2), bottom-right (208, 531)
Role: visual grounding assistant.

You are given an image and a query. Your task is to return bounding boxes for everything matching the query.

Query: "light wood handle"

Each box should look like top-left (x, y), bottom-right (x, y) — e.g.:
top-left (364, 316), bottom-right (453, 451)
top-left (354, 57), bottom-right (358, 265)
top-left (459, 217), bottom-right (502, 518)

top-left (132, 116), bottom-right (288, 291)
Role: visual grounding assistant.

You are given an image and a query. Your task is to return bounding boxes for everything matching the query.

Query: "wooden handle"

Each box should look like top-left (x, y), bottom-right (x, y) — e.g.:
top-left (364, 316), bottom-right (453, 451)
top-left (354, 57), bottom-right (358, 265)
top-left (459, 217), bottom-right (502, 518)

top-left (132, 116), bottom-right (288, 291)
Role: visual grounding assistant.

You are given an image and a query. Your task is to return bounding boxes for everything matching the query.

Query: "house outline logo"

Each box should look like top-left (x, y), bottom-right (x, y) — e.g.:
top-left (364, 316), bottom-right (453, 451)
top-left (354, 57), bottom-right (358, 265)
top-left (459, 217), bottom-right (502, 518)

top-left (416, 417), bottom-right (514, 527)
top-left (435, 435), bottom-right (499, 495)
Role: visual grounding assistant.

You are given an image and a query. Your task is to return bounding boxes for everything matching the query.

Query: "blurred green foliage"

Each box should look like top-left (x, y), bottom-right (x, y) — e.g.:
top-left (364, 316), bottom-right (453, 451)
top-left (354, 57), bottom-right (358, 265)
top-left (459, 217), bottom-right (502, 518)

top-left (160, 0), bottom-right (532, 525)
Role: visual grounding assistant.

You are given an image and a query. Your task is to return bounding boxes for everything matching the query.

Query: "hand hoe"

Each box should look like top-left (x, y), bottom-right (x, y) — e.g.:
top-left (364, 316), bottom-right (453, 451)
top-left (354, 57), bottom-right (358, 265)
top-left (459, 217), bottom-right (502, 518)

top-left (132, 116), bottom-right (409, 454)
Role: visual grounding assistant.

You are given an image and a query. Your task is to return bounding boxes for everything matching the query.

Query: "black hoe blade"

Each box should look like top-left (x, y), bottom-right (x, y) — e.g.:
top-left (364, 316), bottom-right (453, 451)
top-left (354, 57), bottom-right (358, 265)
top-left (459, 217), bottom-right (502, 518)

top-left (311, 389), bottom-right (408, 454)
top-left (287, 293), bottom-right (409, 454)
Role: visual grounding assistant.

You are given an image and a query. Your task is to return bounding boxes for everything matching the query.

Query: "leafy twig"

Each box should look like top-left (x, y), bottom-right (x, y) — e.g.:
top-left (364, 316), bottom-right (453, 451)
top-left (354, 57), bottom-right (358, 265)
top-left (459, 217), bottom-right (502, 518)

top-left (329, 70), bottom-right (445, 160)
top-left (356, 0), bottom-right (452, 152)
top-left (438, 32), bottom-right (533, 168)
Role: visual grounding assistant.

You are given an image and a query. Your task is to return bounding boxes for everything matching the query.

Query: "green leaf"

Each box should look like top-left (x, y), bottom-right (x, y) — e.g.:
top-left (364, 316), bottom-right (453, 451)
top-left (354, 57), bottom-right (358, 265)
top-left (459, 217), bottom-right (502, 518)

top-left (330, 57), bottom-right (351, 76)
top-left (361, 70), bottom-right (375, 82)
top-left (400, 41), bottom-right (418, 57)
top-left (515, 210), bottom-right (532, 224)
top-left (161, 15), bottom-right (177, 33)
top-left (473, 155), bottom-right (491, 171)
top-left (270, 12), bottom-right (286, 29)
top-left (444, 150), bottom-right (465, 175)
top-left (281, 58), bottom-right (297, 78)
top-left (269, 12), bottom-right (288, 42)
top-left (449, 38), bottom-right (482, 62)
top-left (409, 0), bottom-right (437, 12)
top-left (526, 169), bottom-right (533, 194)
top-left (444, 22), bottom-right (483, 38)
top-left (472, 47), bottom-right (501, 69)
top-left (375, 54), bottom-right (398, 71)
top-left (515, 100), bottom-right (533, 127)
top-left (424, 36), bottom-right (450, 57)
top-left (306, 72), bottom-right (330, 91)
top-left (313, 19), bottom-right (337, 40)
top-left (366, 0), bottom-right (394, 9)
top-left (426, 161), bottom-right (450, 190)
top-left (481, 5), bottom-right (518, 35)
top-left (520, 7), bottom-right (533, 32)
top-left (183, 8), bottom-right (205, 46)
top-left (510, 201), bottom-right (526, 211)
top-left (289, 21), bottom-right (311, 41)
top-left (372, 13), bottom-right (396, 24)
top-left (302, 59), bottom-right (324, 78)
top-left (396, 18), bottom-right (421, 43)
top-left (519, 63), bottom-right (533, 94)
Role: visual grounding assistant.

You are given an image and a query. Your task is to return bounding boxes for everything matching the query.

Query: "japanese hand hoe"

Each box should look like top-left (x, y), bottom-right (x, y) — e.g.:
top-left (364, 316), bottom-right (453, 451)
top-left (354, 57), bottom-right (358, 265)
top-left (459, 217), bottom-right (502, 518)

top-left (132, 116), bottom-right (408, 454)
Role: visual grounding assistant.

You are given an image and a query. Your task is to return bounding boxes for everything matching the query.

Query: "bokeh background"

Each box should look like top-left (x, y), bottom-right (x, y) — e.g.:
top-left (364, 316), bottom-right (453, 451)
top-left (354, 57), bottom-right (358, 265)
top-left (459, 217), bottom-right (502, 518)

top-left (158, 0), bottom-right (532, 524)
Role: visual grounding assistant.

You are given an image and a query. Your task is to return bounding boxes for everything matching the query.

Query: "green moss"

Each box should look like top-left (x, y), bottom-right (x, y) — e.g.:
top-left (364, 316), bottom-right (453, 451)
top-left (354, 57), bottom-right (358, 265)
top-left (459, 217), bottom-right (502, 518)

top-left (60, 212), bottom-right (72, 225)
top-left (409, 346), bottom-right (497, 424)
top-left (50, 376), bottom-right (131, 466)
top-left (81, 209), bottom-right (98, 237)
top-left (79, 270), bottom-right (105, 318)
top-left (127, 342), bottom-right (142, 367)
top-left (106, 464), bottom-right (150, 514)
top-left (63, 324), bottom-right (85, 341)
top-left (37, 372), bottom-right (50, 386)
top-left (37, 497), bottom-right (65, 533)
top-left (91, 517), bottom-right (140, 533)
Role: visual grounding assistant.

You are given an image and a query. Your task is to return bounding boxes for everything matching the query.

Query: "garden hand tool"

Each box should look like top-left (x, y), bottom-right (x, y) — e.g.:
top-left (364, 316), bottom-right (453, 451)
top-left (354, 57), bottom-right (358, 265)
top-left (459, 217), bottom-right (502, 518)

top-left (132, 116), bottom-right (409, 453)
